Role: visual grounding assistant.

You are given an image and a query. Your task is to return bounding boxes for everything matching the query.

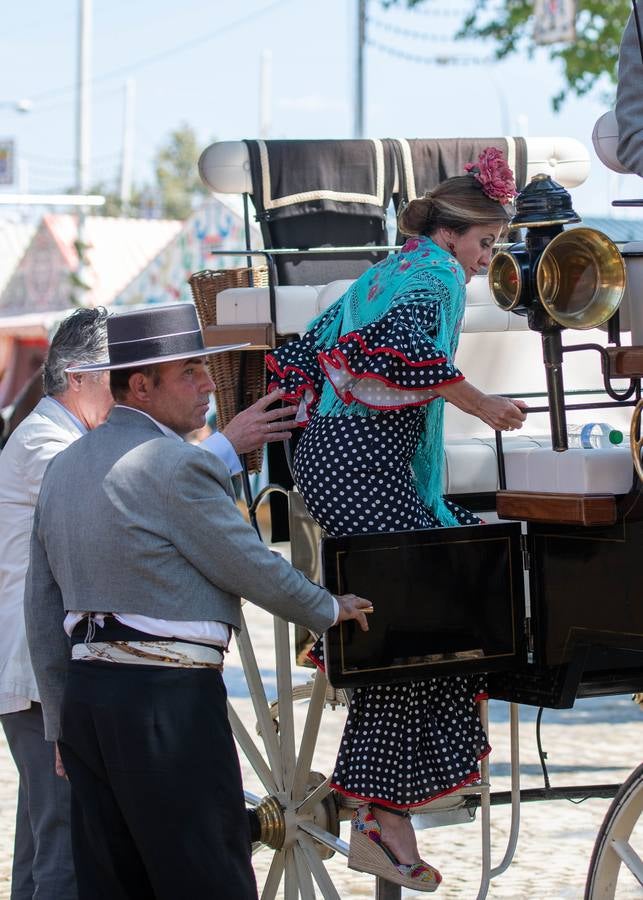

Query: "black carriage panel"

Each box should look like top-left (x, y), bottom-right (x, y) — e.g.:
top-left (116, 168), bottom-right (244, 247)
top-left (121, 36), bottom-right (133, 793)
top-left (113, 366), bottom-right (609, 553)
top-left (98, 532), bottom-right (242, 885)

top-left (528, 515), bottom-right (643, 668)
top-left (489, 492), bottom-right (643, 708)
top-left (321, 522), bottom-right (527, 688)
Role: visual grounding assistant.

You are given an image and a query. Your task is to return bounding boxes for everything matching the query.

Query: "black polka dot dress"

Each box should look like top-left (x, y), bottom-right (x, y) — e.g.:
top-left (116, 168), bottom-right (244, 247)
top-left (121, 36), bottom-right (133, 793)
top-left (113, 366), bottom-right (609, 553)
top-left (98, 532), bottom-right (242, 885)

top-left (267, 293), bottom-right (490, 809)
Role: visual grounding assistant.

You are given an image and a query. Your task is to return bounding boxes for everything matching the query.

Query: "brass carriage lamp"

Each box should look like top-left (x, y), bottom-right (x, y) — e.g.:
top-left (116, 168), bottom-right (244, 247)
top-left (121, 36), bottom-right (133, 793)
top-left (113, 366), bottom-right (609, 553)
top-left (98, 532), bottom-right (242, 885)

top-left (488, 174), bottom-right (627, 450)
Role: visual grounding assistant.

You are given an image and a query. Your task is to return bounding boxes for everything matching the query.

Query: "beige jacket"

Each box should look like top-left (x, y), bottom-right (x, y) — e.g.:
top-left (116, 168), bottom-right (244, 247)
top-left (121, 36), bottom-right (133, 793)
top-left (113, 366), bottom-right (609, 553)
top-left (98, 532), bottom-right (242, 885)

top-left (0, 396), bottom-right (83, 715)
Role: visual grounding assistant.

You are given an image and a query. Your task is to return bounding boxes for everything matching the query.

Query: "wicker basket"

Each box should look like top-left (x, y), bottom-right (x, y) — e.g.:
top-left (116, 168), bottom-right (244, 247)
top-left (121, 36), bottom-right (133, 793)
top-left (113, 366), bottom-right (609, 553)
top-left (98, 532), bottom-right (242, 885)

top-left (189, 266), bottom-right (270, 475)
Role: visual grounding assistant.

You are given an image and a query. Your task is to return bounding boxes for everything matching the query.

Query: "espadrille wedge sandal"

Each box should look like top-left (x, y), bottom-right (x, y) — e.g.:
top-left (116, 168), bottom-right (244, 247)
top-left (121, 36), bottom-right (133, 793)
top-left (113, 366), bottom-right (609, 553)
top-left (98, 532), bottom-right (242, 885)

top-left (347, 804), bottom-right (442, 892)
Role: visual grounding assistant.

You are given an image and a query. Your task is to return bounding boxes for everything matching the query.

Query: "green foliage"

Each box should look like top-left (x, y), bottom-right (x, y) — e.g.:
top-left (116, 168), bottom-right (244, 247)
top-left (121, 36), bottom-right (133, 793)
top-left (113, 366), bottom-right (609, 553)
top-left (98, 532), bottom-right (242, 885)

top-left (383, 0), bottom-right (631, 110)
top-left (87, 185), bottom-right (125, 218)
top-left (86, 122), bottom-right (211, 221)
top-left (87, 183), bottom-right (159, 219)
top-left (154, 121), bottom-right (208, 220)
top-left (69, 238), bottom-right (92, 305)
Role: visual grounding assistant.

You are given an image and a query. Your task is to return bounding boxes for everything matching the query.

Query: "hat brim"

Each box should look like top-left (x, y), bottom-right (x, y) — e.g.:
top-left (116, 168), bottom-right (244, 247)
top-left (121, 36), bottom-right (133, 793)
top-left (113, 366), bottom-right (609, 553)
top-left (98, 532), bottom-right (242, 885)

top-left (65, 342), bottom-right (249, 374)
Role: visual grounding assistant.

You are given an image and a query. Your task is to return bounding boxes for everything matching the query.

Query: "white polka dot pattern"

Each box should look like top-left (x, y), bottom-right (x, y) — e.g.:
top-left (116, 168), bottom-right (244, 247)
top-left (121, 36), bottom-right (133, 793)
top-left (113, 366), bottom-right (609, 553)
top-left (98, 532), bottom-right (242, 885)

top-left (268, 286), bottom-right (488, 809)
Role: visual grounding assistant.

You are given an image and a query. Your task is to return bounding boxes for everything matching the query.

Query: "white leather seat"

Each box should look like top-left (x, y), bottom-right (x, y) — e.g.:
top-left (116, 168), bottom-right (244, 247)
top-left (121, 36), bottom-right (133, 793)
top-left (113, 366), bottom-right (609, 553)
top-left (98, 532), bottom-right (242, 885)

top-left (503, 445), bottom-right (634, 494)
top-left (214, 275), bottom-right (529, 338)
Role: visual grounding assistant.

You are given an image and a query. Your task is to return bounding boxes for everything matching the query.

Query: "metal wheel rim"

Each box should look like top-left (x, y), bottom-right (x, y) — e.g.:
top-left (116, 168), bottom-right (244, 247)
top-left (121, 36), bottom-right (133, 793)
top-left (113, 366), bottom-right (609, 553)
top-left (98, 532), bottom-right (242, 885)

top-left (585, 763), bottom-right (643, 898)
top-left (630, 399), bottom-right (643, 483)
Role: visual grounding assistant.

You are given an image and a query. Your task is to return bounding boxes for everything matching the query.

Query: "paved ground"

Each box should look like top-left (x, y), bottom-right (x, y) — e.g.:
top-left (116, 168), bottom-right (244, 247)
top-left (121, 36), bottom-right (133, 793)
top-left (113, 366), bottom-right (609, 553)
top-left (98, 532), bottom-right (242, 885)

top-left (1, 600), bottom-right (641, 899)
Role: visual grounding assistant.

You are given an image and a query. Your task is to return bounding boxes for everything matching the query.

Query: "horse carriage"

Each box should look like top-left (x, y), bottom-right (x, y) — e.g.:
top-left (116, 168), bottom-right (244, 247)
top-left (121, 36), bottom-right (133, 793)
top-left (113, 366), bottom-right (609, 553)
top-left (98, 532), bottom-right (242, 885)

top-left (191, 132), bottom-right (643, 898)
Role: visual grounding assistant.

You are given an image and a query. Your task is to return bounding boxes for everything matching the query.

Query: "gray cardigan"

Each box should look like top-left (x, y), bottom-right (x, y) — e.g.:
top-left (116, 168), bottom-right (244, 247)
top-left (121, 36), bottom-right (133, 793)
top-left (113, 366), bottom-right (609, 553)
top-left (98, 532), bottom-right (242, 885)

top-left (615, 11), bottom-right (643, 176)
top-left (25, 406), bottom-right (335, 740)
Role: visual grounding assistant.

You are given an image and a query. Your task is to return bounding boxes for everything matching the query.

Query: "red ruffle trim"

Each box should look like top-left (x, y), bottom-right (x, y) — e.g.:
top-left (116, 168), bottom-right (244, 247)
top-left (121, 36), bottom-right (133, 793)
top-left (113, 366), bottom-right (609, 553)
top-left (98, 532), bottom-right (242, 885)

top-left (330, 746), bottom-right (492, 809)
top-left (266, 353), bottom-right (318, 423)
top-left (306, 648), bottom-right (325, 672)
top-left (319, 348), bottom-right (464, 411)
top-left (338, 331), bottom-right (448, 368)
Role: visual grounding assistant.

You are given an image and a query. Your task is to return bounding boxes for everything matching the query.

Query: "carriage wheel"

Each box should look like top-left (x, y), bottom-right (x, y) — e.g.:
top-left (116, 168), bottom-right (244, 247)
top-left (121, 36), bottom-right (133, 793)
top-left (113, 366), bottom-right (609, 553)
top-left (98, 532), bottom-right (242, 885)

top-left (584, 762), bottom-right (643, 898)
top-left (228, 608), bottom-right (350, 899)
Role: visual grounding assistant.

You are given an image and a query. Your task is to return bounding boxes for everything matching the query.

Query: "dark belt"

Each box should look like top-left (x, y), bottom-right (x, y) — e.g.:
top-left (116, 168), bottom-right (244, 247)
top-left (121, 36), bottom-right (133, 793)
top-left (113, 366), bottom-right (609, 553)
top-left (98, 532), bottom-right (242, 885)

top-left (70, 615), bottom-right (227, 653)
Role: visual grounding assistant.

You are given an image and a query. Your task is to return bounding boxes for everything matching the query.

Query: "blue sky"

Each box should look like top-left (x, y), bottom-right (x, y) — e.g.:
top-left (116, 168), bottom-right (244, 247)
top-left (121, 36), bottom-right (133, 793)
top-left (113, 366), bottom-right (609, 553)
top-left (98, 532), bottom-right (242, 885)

top-left (1, 0), bottom-right (639, 216)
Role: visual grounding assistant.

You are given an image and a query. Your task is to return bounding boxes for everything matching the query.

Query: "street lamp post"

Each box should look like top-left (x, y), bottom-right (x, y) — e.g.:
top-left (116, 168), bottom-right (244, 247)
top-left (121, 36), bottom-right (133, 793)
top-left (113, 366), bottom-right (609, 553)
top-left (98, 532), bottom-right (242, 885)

top-left (75, 0), bottom-right (93, 305)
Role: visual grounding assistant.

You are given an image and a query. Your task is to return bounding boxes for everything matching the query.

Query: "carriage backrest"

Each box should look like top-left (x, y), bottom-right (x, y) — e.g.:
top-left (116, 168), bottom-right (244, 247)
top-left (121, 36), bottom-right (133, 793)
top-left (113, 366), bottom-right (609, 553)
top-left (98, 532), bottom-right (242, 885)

top-left (198, 137), bottom-right (591, 196)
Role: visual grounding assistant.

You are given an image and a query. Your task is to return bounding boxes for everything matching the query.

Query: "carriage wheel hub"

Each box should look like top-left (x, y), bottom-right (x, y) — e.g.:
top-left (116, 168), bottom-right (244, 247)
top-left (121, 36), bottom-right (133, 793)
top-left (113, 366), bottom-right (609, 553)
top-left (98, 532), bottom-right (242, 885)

top-left (255, 796), bottom-right (286, 850)
top-left (255, 773), bottom-right (339, 858)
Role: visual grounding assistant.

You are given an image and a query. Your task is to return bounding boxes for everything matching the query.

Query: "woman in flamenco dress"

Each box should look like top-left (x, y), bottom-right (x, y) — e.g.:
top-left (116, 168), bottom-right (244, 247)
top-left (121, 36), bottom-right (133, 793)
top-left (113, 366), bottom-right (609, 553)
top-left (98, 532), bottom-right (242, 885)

top-left (267, 149), bottom-right (527, 892)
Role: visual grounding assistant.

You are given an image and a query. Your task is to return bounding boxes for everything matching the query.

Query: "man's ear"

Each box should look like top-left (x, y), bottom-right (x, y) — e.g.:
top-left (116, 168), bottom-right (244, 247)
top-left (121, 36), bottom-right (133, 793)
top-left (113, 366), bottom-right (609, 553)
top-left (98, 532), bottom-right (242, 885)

top-left (66, 371), bottom-right (84, 393)
top-left (127, 371), bottom-right (151, 403)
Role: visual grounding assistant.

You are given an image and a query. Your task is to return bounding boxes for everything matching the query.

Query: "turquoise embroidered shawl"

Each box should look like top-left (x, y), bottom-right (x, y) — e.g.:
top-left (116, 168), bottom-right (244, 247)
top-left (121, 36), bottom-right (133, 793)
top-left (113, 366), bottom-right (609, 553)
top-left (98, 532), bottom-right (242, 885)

top-left (309, 236), bottom-right (466, 527)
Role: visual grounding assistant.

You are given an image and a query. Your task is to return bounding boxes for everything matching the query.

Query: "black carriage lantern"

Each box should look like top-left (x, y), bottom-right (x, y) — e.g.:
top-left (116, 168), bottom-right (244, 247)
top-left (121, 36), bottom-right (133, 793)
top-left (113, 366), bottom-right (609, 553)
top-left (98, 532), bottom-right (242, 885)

top-left (488, 174), bottom-right (627, 450)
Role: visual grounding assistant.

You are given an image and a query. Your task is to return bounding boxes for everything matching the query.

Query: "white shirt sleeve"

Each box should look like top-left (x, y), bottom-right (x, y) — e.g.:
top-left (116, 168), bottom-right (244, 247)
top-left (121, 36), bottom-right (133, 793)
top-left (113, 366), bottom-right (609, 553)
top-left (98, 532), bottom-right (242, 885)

top-left (200, 431), bottom-right (242, 476)
top-left (331, 596), bottom-right (339, 625)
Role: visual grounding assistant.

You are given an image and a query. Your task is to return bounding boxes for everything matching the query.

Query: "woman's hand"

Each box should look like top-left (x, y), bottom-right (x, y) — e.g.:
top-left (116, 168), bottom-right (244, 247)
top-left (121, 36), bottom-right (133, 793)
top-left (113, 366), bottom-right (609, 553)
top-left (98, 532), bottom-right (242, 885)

top-left (476, 395), bottom-right (528, 431)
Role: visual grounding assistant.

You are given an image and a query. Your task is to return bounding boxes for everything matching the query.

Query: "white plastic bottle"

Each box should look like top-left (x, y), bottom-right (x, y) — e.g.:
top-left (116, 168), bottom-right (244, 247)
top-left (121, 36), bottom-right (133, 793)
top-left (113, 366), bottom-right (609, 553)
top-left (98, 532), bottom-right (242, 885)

top-left (567, 422), bottom-right (624, 449)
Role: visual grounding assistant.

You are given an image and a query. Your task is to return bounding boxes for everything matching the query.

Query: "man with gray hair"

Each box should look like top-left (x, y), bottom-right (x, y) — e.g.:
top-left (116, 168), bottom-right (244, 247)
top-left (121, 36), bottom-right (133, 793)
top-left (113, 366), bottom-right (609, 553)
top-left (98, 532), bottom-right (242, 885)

top-left (0, 307), bottom-right (112, 900)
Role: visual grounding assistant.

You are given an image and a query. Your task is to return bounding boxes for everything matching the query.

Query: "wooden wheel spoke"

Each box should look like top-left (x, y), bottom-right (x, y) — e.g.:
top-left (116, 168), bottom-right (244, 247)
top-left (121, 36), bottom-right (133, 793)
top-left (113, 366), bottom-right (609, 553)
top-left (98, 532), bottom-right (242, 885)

top-left (296, 777), bottom-right (333, 816)
top-left (274, 617), bottom-right (297, 794)
top-left (293, 844), bottom-right (317, 899)
top-left (236, 610), bottom-right (284, 789)
top-left (610, 839), bottom-right (643, 885)
top-left (261, 850), bottom-right (285, 900)
top-left (298, 834), bottom-right (343, 899)
top-left (227, 702), bottom-right (279, 796)
top-left (291, 670), bottom-right (329, 801)
top-left (284, 848), bottom-right (299, 900)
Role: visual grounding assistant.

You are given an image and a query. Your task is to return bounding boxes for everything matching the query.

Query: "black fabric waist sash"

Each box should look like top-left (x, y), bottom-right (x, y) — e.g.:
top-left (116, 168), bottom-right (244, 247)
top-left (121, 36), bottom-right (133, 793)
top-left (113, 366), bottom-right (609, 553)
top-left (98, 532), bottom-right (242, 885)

top-left (70, 615), bottom-right (226, 652)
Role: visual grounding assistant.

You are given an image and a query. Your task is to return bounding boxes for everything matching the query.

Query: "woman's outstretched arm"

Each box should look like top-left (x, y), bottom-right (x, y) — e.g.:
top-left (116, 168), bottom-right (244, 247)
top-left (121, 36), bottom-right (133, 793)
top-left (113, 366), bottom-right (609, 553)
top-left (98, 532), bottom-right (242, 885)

top-left (434, 378), bottom-right (528, 431)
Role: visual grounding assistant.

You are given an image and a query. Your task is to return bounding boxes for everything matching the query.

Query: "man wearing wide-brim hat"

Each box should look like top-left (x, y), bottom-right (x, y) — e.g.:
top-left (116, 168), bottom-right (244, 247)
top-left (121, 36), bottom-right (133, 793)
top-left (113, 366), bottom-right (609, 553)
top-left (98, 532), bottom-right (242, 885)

top-left (24, 303), bottom-right (372, 900)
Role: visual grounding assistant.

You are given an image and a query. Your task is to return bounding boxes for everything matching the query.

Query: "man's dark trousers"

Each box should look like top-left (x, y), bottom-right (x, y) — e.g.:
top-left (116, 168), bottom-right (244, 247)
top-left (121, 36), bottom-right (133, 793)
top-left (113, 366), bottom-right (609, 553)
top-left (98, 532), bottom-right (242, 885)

top-left (59, 661), bottom-right (257, 900)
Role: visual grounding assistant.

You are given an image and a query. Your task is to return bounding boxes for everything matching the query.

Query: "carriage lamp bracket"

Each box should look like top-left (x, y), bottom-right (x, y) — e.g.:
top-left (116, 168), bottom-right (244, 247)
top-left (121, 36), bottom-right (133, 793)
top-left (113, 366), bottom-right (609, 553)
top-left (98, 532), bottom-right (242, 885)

top-left (561, 342), bottom-right (639, 403)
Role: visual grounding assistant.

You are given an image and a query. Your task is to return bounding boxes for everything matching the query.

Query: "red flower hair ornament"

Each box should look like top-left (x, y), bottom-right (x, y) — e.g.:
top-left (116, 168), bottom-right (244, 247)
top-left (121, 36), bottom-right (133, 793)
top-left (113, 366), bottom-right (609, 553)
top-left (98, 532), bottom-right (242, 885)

top-left (464, 147), bottom-right (517, 205)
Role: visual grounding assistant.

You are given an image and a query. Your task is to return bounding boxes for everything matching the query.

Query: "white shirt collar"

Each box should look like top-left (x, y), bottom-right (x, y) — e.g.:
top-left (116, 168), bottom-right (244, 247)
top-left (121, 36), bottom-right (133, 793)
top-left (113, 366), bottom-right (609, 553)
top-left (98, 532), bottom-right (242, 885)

top-left (48, 396), bottom-right (88, 434)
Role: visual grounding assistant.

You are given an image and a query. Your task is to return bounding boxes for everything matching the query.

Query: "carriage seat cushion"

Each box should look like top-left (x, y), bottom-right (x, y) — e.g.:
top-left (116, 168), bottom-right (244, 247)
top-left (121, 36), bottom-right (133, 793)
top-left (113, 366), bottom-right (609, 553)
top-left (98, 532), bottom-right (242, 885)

top-left (443, 437), bottom-right (545, 494)
top-left (503, 446), bottom-right (634, 494)
top-left (214, 281), bottom-right (354, 337)
top-left (215, 277), bottom-right (528, 338)
top-left (442, 440), bottom-right (634, 495)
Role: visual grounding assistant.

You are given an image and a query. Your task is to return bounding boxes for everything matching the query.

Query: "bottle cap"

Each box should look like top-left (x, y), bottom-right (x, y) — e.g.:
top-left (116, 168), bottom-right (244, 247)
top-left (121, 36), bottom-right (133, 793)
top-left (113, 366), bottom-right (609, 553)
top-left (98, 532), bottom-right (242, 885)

top-left (609, 429), bottom-right (624, 445)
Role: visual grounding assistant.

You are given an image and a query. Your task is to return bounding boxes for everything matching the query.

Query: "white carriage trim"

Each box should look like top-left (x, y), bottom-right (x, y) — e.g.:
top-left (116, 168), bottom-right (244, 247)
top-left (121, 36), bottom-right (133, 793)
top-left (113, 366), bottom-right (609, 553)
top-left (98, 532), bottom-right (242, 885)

top-left (398, 138), bottom-right (418, 202)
